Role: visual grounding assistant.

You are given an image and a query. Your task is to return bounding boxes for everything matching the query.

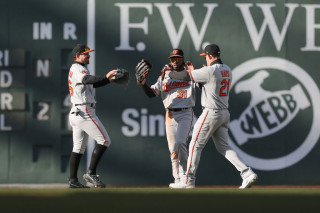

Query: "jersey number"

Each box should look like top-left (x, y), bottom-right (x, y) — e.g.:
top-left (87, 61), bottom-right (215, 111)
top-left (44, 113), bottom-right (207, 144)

top-left (177, 90), bottom-right (187, 99)
top-left (68, 80), bottom-right (74, 96)
top-left (219, 79), bottom-right (230, 96)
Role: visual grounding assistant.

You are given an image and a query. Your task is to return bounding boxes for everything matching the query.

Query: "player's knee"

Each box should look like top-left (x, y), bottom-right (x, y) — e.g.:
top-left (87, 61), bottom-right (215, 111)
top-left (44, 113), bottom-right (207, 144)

top-left (72, 147), bottom-right (85, 154)
top-left (97, 140), bottom-right (111, 147)
top-left (171, 151), bottom-right (178, 159)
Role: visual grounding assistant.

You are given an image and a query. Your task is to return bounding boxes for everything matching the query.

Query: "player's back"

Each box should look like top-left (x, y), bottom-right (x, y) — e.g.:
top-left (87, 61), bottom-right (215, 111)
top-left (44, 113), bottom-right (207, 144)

top-left (202, 63), bottom-right (232, 110)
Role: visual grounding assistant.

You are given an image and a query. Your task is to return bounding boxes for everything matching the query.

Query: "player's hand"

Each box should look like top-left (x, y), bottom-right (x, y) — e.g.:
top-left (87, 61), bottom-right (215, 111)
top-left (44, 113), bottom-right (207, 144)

top-left (106, 69), bottom-right (118, 83)
top-left (160, 64), bottom-right (171, 76)
top-left (139, 72), bottom-right (148, 85)
top-left (186, 61), bottom-right (194, 71)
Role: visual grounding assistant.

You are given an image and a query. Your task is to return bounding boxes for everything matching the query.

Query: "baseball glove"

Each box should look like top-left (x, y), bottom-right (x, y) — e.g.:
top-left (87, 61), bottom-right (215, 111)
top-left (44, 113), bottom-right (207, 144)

top-left (135, 59), bottom-right (152, 85)
top-left (112, 68), bottom-right (130, 86)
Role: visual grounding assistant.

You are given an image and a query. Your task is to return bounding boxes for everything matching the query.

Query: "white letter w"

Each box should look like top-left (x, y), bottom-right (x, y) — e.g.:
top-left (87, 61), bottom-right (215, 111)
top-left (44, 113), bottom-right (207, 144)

top-left (155, 3), bottom-right (218, 51)
top-left (236, 3), bottom-right (298, 51)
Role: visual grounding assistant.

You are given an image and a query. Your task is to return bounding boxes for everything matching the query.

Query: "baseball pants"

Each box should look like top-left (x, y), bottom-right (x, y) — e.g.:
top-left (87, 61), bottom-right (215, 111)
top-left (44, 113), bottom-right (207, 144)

top-left (165, 108), bottom-right (194, 183)
top-left (69, 105), bottom-right (111, 154)
top-left (184, 108), bottom-right (249, 185)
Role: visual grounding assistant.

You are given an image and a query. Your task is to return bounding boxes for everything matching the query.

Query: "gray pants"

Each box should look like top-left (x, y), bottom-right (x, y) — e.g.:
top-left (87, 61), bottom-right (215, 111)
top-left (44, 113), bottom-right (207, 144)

top-left (184, 108), bottom-right (249, 185)
top-left (69, 105), bottom-right (111, 154)
top-left (165, 109), bottom-right (194, 183)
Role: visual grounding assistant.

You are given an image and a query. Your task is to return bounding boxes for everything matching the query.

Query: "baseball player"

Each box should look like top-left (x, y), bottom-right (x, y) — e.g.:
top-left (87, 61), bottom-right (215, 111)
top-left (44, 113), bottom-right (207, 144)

top-left (168, 44), bottom-right (258, 188)
top-left (139, 49), bottom-right (196, 188)
top-left (68, 44), bottom-right (118, 188)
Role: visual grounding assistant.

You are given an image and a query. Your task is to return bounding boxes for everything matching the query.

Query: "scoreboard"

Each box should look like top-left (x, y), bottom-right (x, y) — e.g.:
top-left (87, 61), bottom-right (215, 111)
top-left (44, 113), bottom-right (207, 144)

top-left (0, 0), bottom-right (88, 183)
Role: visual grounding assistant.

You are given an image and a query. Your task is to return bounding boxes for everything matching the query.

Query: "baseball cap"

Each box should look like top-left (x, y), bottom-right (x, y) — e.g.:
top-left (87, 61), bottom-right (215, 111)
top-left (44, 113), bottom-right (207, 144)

top-left (72, 44), bottom-right (94, 56)
top-left (200, 44), bottom-right (220, 56)
top-left (168, 49), bottom-right (184, 58)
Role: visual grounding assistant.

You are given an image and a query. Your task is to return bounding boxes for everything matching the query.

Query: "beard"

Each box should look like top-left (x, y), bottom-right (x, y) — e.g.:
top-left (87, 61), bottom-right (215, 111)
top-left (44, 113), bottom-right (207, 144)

top-left (172, 63), bottom-right (184, 71)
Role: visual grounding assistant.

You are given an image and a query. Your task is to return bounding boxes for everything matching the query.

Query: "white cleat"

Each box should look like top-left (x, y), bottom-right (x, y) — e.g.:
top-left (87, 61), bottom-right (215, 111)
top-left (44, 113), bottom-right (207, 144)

top-left (239, 174), bottom-right (258, 189)
top-left (169, 182), bottom-right (195, 189)
top-left (169, 183), bottom-right (178, 188)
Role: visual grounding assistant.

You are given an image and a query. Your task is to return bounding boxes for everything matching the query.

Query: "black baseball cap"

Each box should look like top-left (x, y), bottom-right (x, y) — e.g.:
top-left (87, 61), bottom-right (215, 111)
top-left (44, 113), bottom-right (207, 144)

top-left (72, 44), bottom-right (94, 56)
top-left (200, 44), bottom-right (220, 56)
top-left (168, 49), bottom-right (184, 58)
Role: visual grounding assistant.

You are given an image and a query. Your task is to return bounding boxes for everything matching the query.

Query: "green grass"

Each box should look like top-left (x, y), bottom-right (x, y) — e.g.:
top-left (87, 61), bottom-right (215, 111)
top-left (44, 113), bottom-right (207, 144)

top-left (1, 187), bottom-right (320, 213)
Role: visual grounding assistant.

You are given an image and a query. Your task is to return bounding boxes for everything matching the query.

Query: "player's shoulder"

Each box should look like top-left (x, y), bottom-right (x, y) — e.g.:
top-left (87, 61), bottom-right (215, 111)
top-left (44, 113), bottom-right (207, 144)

top-left (71, 63), bottom-right (89, 74)
top-left (71, 63), bottom-right (82, 70)
top-left (221, 63), bottom-right (231, 70)
top-left (213, 63), bottom-right (231, 71)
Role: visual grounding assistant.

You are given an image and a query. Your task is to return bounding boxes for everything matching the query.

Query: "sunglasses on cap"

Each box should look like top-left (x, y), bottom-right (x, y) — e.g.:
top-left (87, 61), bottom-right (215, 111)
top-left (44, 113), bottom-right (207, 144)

top-left (170, 57), bottom-right (183, 63)
top-left (80, 46), bottom-right (94, 55)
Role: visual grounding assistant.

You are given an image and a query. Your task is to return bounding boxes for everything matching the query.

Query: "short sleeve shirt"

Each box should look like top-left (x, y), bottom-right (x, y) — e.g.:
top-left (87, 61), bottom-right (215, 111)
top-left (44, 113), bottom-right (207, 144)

top-left (189, 64), bottom-right (232, 109)
top-left (68, 63), bottom-right (96, 105)
top-left (151, 73), bottom-right (196, 109)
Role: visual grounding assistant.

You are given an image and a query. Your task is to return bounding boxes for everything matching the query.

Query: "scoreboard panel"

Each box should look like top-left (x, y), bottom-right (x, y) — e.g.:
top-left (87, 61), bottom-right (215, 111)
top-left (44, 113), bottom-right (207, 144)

top-left (0, 0), bottom-right (88, 182)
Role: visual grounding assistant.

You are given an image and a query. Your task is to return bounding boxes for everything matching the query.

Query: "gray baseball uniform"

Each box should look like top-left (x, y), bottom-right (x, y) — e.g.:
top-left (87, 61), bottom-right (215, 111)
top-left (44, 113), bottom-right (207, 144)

top-left (68, 63), bottom-right (111, 154)
top-left (150, 73), bottom-right (196, 183)
top-left (182, 61), bottom-right (255, 186)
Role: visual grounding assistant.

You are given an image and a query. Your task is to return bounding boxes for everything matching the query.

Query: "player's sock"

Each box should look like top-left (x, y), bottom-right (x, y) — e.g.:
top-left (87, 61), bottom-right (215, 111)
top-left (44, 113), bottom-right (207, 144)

top-left (88, 144), bottom-right (107, 175)
top-left (69, 152), bottom-right (83, 180)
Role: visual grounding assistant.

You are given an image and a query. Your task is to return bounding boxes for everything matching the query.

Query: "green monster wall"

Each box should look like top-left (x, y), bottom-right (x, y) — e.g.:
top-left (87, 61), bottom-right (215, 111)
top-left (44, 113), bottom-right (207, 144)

top-left (0, 0), bottom-right (319, 186)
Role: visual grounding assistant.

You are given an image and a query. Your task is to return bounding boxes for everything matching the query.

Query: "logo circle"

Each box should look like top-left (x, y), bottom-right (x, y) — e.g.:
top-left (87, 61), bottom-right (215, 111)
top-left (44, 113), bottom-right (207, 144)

top-left (229, 57), bottom-right (320, 171)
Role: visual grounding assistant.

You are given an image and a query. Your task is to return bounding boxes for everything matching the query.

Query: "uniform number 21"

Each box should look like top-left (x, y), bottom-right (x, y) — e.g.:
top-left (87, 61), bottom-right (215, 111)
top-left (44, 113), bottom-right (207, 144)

top-left (219, 79), bottom-right (230, 96)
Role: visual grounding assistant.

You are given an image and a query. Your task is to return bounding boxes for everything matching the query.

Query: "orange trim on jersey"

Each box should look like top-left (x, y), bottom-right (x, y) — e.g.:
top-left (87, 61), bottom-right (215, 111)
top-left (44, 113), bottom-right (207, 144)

top-left (151, 88), bottom-right (158, 96)
top-left (86, 106), bottom-right (107, 145)
top-left (186, 110), bottom-right (209, 184)
top-left (189, 70), bottom-right (195, 82)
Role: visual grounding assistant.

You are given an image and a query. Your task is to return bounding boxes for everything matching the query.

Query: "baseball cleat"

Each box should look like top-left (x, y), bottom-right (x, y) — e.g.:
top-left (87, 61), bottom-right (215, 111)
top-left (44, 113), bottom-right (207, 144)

top-left (169, 183), bottom-right (178, 188)
top-left (83, 173), bottom-right (106, 188)
top-left (239, 174), bottom-right (258, 189)
top-left (68, 178), bottom-right (90, 188)
top-left (169, 182), bottom-right (195, 189)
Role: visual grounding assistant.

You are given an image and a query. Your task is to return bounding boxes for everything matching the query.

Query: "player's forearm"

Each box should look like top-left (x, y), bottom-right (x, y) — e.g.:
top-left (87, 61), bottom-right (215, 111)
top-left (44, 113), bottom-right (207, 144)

top-left (169, 71), bottom-right (191, 81)
top-left (141, 83), bottom-right (156, 98)
top-left (82, 75), bottom-right (110, 88)
top-left (93, 79), bottom-right (110, 88)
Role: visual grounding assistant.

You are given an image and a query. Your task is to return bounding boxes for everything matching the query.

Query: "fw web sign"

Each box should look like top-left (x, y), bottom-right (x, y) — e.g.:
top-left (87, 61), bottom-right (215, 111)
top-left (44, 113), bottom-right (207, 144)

top-left (228, 57), bottom-right (320, 171)
top-left (114, 3), bottom-right (320, 52)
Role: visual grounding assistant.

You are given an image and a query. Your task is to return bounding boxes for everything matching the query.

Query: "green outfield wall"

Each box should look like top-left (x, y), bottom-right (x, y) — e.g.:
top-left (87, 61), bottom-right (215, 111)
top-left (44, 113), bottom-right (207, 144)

top-left (0, 0), bottom-right (320, 185)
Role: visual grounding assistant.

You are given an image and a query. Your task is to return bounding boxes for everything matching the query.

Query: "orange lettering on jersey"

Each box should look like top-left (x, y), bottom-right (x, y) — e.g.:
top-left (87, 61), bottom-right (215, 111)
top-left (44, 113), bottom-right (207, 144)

top-left (163, 81), bottom-right (190, 92)
top-left (220, 70), bottom-right (230, 77)
top-left (81, 71), bottom-right (87, 74)
top-left (68, 80), bottom-right (74, 96)
top-left (69, 71), bottom-right (73, 78)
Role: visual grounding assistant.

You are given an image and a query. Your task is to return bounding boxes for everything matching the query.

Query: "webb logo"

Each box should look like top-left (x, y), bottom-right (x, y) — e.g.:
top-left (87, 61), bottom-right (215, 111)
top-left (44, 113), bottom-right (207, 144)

top-left (228, 57), bottom-right (320, 171)
top-left (230, 70), bottom-right (310, 145)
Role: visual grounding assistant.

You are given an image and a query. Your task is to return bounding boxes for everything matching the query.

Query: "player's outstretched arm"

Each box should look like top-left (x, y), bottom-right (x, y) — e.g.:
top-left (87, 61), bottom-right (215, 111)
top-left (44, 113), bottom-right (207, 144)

top-left (168, 70), bottom-right (191, 81)
top-left (82, 74), bottom-right (110, 88)
top-left (185, 61), bottom-right (194, 71)
top-left (141, 83), bottom-right (156, 98)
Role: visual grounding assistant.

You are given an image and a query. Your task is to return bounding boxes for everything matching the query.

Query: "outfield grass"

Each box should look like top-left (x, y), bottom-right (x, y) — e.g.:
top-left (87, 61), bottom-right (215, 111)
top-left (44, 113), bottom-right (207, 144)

top-left (0, 187), bottom-right (320, 213)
